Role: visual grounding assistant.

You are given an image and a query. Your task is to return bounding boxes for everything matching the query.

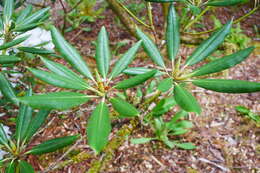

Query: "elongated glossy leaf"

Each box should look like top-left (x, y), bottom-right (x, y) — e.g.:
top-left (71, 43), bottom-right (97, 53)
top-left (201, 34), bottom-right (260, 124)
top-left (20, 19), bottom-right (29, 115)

top-left (235, 105), bottom-right (250, 114)
top-left (0, 17), bottom-right (3, 31)
top-left (110, 41), bottom-right (142, 78)
top-left (169, 110), bottom-right (188, 123)
top-left (0, 124), bottom-right (9, 146)
top-left (123, 67), bottom-right (164, 76)
top-left (185, 21), bottom-right (232, 66)
top-left (16, 89), bottom-right (33, 143)
top-left (110, 97), bottom-right (139, 117)
top-left (206, 0), bottom-right (248, 6)
top-left (174, 84), bottom-right (201, 114)
top-left (0, 35), bottom-right (30, 50)
top-left (13, 22), bottom-right (41, 32)
top-left (87, 101), bottom-right (111, 154)
top-left (158, 78), bottom-right (173, 92)
top-left (170, 128), bottom-right (189, 135)
top-left (167, 3), bottom-right (180, 60)
top-left (192, 79), bottom-right (260, 93)
top-left (96, 26), bottom-right (111, 78)
top-left (115, 70), bottom-right (157, 89)
top-left (6, 160), bottom-right (16, 173)
top-left (50, 26), bottom-right (93, 80)
top-left (174, 142), bottom-right (196, 150)
top-left (16, 5), bottom-right (33, 24)
top-left (145, 0), bottom-right (176, 2)
top-left (152, 96), bottom-right (177, 117)
top-left (28, 68), bottom-right (88, 90)
top-left (136, 27), bottom-right (165, 67)
top-left (18, 47), bottom-right (54, 54)
top-left (168, 120), bottom-right (193, 130)
top-left (0, 72), bottom-right (18, 105)
top-left (131, 138), bottom-right (153, 144)
top-left (41, 57), bottom-right (87, 86)
top-left (3, 0), bottom-right (14, 22)
top-left (28, 135), bottom-right (78, 155)
top-left (18, 92), bottom-right (90, 110)
top-left (18, 160), bottom-right (34, 173)
top-left (0, 55), bottom-right (21, 64)
top-left (16, 7), bottom-right (50, 27)
top-left (191, 47), bottom-right (254, 77)
top-left (25, 110), bottom-right (50, 142)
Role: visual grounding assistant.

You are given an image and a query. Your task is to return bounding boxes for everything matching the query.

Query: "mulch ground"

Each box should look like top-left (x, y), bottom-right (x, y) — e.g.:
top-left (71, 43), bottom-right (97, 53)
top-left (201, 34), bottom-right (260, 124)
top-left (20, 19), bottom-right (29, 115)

top-left (1, 1), bottom-right (259, 172)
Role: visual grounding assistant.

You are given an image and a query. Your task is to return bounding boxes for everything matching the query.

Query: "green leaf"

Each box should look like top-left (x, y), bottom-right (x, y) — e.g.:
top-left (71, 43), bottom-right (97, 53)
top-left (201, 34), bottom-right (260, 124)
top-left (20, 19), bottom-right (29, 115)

top-left (192, 47), bottom-right (254, 77)
top-left (15, 7), bottom-right (50, 27)
top-left (192, 79), bottom-right (260, 93)
top-left (152, 96), bottom-right (177, 117)
top-left (115, 70), bottom-right (157, 89)
top-left (28, 68), bottom-right (88, 90)
top-left (41, 57), bottom-right (87, 86)
top-left (162, 139), bottom-right (176, 148)
top-left (144, 0), bottom-right (176, 2)
top-left (18, 47), bottom-right (54, 54)
top-left (18, 92), bottom-right (90, 110)
top-left (136, 27), bottom-right (165, 67)
top-left (16, 5), bottom-right (33, 24)
top-left (25, 110), bottom-right (50, 142)
top-left (188, 4), bottom-right (201, 15)
top-left (185, 21), bottom-right (232, 66)
top-left (235, 106), bottom-right (250, 114)
top-left (0, 17), bottom-right (3, 31)
top-left (174, 142), bottom-right (196, 150)
top-left (158, 78), bottom-right (173, 92)
top-left (206, 0), bottom-right (248, 6)
top-left (173, 84), bottom-right (201, 114)
top-left (18, 160), bottom-right (34, 173)
top-left (13, 22), bottom-right (42, 32)
top-left (154, 117), bottom-right (164, 132)
top-left (0, 72), bottom-right (18, 105)
top-left (87, 101), bottom-right (111, 154)
top-left (123, 67), bottom-right (164, 76)
top-left (110, 41), bottom-right (142, 78)
top-left (166, 3), bottom-right (180, 60)
top-left (0, 124), bottom-right (9, 146)
top-left (168, 120), bottom-right (193, 130)
top-left (96, 26), bottom-right (111, 78)
top-left (110, 97), bottom-right (139, 117)
top-left (131, 138), bottom-right (153, 144)
top-left (16, 89), bottom-right (33, 143)
top-left (170, 128), bottom-right (189, 135)
top-left (6, 160), bottom-right (16, 173)
top-left (146, 80), bottom-right (157, 94)
top-left (28, 135), bottom-right (78, 155)
top-left (0, 35), bottom-right (30, 50)
top-left (169, 110), bottom-right (188, 123)
top-left (50, 26), bottom-right (93, 80)
top-left (3, 0), bottom-right (14, 22)
top-left (0, 55), bottom-right (21, 64)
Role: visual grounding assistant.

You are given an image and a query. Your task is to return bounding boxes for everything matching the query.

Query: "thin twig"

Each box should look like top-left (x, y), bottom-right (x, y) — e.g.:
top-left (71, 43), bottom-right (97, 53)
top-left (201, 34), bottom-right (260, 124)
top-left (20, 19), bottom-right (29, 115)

top-left (150, 155), bottom-right (166, 168)
top-left (117, 0), bottom-right (151, 28)
top-left (58, 0), bottom-right (68, 34)
top-left (198, 158), bottom-right (230, 172)
top-left (183, 6), bottom-right (259, 35)
top-left (41, 135), bottom-right (85, 173)
top-left (68, 0), bottom-right (84, 13)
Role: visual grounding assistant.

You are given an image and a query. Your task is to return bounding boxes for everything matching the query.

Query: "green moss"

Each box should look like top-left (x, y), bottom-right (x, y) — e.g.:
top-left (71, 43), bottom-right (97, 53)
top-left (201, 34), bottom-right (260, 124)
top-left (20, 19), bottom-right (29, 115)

top-left (48, 119), bottom-right (138, 172)
top-left (87, 119), bottom-right (138, 173)
top-left (55, 151), bottom-right (93, 171)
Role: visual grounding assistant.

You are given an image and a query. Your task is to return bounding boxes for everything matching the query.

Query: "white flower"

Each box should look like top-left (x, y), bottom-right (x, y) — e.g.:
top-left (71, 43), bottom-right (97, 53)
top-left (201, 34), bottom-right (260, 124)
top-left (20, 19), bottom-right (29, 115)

top-left (18, 27), bottom-right (54, 50)
top-left (0, 125), bottom-right (12, 160)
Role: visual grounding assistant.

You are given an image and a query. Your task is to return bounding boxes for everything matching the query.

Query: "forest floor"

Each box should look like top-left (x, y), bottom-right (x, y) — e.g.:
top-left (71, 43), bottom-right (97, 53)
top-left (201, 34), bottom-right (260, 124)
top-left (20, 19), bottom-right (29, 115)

top-left (1, 1), bottom-right (260, 173)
